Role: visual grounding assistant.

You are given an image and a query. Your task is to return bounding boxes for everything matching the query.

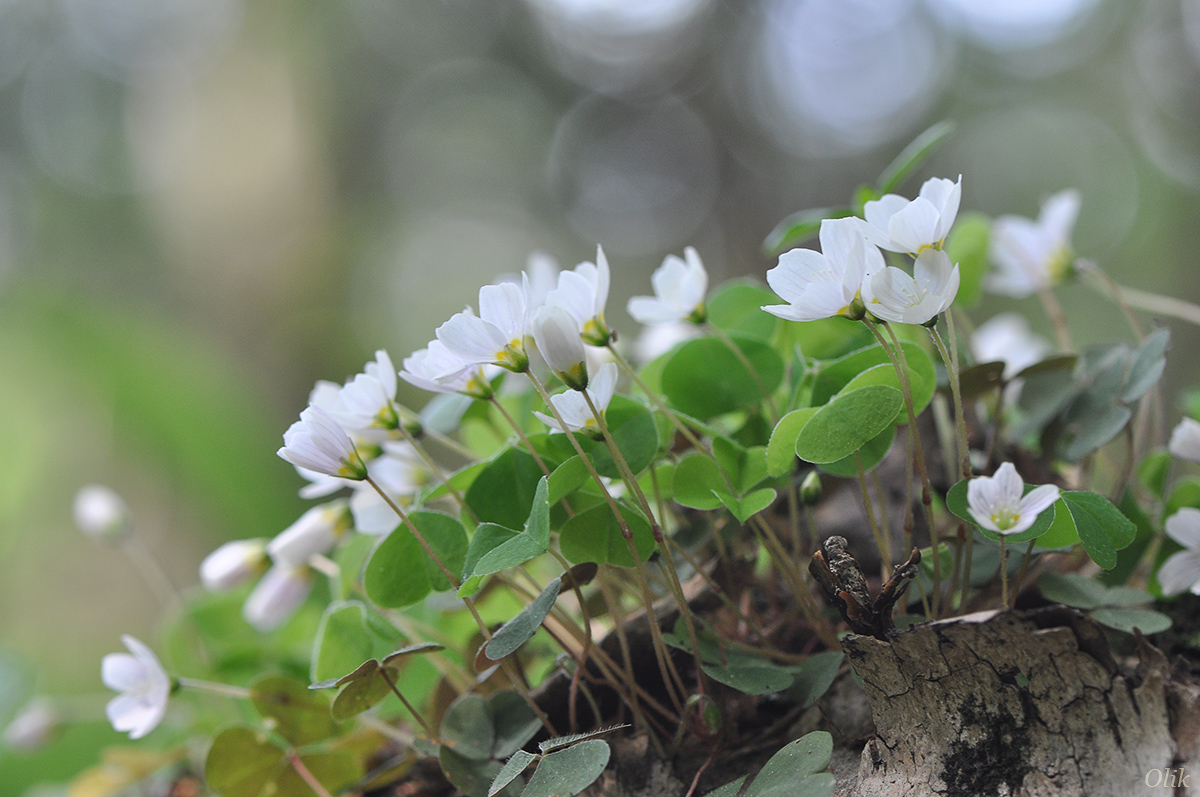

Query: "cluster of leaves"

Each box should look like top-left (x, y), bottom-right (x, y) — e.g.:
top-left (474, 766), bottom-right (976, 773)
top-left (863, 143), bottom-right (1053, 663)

top-left (40, 121), bottom-right (1200, 797)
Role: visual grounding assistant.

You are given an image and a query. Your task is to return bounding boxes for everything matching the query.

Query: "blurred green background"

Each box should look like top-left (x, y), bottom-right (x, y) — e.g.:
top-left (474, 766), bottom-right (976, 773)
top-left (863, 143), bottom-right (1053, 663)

top-left (3, 0), bottom-right (1200, 789)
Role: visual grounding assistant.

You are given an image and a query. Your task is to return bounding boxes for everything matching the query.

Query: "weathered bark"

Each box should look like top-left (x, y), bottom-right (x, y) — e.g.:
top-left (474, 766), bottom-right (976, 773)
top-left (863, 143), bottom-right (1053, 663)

top-left (836, 607), bottom-right (1200, 797)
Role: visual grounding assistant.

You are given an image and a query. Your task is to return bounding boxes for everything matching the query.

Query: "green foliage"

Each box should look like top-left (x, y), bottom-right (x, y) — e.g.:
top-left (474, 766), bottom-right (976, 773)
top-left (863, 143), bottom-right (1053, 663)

top-left (664, 620), bottom-right (843, 699)
top-left (809, 341), bottom-right (935, 415)
top-left (875, 120), bottom-right (957, 194)
top-left (674, 453), bottom-right (730, 510)
top-left (484, 578), bottom-right (561, 660)
top-left (1016, 331), bottom-right (1169, 462)
top-left (1061, 491), bottom-right (1137, 570)
top-left (706, 731), bottom-right (835, 797)
top-left (538, 396), bottom-right (658, 479)
top-left (661, 337), bottom-right (784, 419)
top-left (459, 478), bottom-right (552, 595)
top-left (466, 449), bottom-right (547, 530)
top-left (363, 512), bottom-right (468, 608)
top-left (1037, 572), bottom-right (1171, 634)
top-left (520, 739), bottom-right (611, 797)
top-left (310, 602), bottom-right (377, 684)
top-left (743, 732), bottom-right (835, 797)
top-left (249, 675), bottom-right (339, 746)
top-left (794, 385), bottom-right (903, 464)
top-left (819, 423), bottom-right (895, 478)
top-left (558, 501), bottom-right (656, 567)
top-left (707, 281), bottom-right (780, 340)
top-left (438, 692), bottom-right (542, 797)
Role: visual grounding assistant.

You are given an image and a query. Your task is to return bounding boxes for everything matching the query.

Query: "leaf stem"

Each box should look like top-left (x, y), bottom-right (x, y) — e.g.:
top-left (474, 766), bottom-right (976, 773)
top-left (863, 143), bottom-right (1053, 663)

top-left (365, 475), bottom-right (558, 736)
top-left (489, 396), bottom-right (552, 477)
top-left (580, 389), bottom-right (711, 699)
top-left (864, 318), bottom-right (942, 615)
top-left (377, 666), bottom-right (440, 743)
top-left (288, 752), bottom-right (335, 797)
top-left (525, 372), bottom-right (688, 714)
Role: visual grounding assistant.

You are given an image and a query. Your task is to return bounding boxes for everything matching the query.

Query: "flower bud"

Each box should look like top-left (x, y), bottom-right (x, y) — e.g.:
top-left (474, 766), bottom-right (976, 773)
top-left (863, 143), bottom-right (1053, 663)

top-left (73, 485), bottom-right (132, 542)
top-left (2, 700), bottom-right (60, 750)
top-left (533, 306), bottom-right (589, 391)
top-left (200, 539), bottom-right (269, 591)
top-left (266, 502), bottom-right (351, 567)
top-left (800, 471), bottom-right (823, 505)
top-left (243, 565), bottom-right (313, 633)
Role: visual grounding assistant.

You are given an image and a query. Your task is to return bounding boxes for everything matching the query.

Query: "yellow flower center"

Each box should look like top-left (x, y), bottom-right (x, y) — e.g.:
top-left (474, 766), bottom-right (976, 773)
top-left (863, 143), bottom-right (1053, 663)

top-left (990, 508), bottom-right (1020, 531)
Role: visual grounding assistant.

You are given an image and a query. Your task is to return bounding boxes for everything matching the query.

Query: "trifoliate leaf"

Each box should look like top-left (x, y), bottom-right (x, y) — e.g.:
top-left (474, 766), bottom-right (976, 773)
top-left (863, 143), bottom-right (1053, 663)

top-left (522, 740), bottom-right (611, 797)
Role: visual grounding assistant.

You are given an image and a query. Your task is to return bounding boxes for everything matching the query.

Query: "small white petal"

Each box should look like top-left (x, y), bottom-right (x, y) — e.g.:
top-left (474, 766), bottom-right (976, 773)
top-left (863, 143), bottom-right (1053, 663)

top-left (200, 539), bottom-right (268, 591)
top-left (1165, 507), bottom-right (1200, 550)
top-left (1169, 418), bottom-right (1200, 464)
top-left (1157, 550), bottom-right (1200, 595)
top-left (533, 305), bottom-right (587, 382)
top-left (101, 654), bottom-right (143, 692)
top-left (478, 281), bottom-right (529, 344)
top-left (1018, 484), bottom-right (1060, 519)
top-left (971, 314), bottom-right (1051, 379)
top-left (267, 504), bottom-right (347, 567)
top-left (243, 565), bottom-right (314, 633)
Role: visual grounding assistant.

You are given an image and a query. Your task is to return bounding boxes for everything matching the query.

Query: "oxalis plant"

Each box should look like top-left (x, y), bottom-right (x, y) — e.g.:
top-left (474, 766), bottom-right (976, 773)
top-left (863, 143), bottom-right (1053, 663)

top-left (16, 123), bottom-right (1200, 796)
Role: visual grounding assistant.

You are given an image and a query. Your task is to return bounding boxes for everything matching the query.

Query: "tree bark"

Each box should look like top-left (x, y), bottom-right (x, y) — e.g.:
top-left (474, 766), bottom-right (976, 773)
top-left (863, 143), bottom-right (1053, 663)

top-left (835, 607), bottom-right (1200, 796)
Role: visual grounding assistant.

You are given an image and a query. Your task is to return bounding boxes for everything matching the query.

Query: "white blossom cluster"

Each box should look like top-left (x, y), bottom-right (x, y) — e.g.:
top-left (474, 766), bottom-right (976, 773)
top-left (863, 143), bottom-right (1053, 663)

top-left (762, 177), bottom-right (963, 326)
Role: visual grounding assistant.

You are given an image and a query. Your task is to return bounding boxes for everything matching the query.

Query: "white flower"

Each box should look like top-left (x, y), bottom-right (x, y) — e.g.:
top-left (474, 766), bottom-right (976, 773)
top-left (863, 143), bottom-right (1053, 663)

top-left (858, 175), bottom-right (962, 255)
top-left (332, 350), bottom-right (400, 431)
top-left (628, 247), bottom-right (708, 325)
top-left (987, 189), bottom-right (1081, 299)
top-left (1158, 508), bottom-right (1200, 595)
top-left (243, 564), bottom-right (314, 633)
top-left (534, 362), bottom-right (617, 434)
top-left (970, 313), bottom-right (1052, 379)
top-left (1168, 418), bottom-right (1200, 464)
top-left (267, 502), bottom-right (351, 567)
top-left (200, 539), bottom-right (269, 591)
top-left (101, 636), bottom-right (171, 740)
top-left (966, 462), bottom-right (1059, 535)
top-left (278, 405), bottom-right (368, 480)
top-left (762, 217), bottom-right (883, 322)
top-left (862, 248), bottom-right (960, 325)
top-left (73, 485), bottom-right (131, 542)
top-left (435, 280), bottom-right (531, 373)
top-left (533, 305), bottom-right (589, 390)
top-left (499, 251), bottom-right (560, 312)
top-left (349, 443), bottom-right (429, 534)
top-left (632, 321), bottom-right (702, 363)
top-left (545, 246), bottom-right (612, 346)
top-left (400, 340), bottom-right (496, 400)
top-left (3, 699), bottom-right (60, 750)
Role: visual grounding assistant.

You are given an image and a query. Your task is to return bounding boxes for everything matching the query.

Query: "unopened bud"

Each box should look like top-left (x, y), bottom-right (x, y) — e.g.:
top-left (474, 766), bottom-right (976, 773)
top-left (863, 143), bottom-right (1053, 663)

top-left (267, 502), bottom-right (351, 567)
top-left (534, 306), bottom-right (589, 391)
top-left (73, 485), bottom-right (131, 542)
top-left (200, 539), bottom-right (269, 591)
top-left (2, 700), bottom-right (60, 750)
top-left (243, 565), bottom-right (314, 633)
top-left (800, 471), bottom-right (823, 505)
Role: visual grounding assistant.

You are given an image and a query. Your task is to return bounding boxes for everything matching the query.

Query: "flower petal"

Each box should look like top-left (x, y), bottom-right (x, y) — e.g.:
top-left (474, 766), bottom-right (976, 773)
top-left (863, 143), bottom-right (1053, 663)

top-left (1157, 550), bottom-right (1200, 595)
top-left (1165, 507), bottom-right (1200, 550)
